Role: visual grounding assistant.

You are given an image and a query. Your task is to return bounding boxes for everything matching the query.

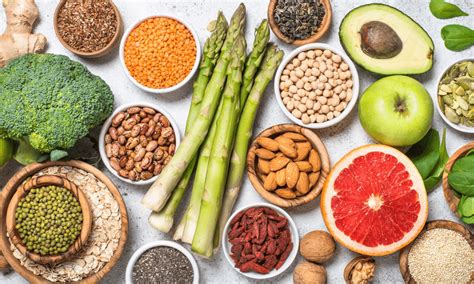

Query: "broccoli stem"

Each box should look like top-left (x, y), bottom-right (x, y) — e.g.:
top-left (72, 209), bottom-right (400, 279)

top-left (13, 138), bottom-right (45, 165)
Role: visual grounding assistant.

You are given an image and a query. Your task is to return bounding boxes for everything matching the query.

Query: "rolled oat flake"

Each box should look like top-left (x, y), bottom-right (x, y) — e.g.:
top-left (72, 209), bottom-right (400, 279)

top-left (408, 228), bottom-right (474, 284)
top-left (133, 247), bottom-right (194, 284)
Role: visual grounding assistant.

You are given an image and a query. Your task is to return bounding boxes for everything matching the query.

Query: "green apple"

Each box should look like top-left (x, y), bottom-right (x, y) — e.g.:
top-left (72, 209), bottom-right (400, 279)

top-left (359, 75), bottom-right (433, 147)
top-left (0, 138), bottom-right (14, 168)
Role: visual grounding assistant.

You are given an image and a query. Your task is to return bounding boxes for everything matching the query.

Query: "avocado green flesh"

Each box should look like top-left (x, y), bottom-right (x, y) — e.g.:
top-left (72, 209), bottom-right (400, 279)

top-left (339, 4), bottom-right (434, 75)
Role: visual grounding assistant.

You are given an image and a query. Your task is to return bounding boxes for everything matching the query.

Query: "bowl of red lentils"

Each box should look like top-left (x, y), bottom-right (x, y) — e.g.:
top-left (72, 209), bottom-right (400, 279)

top-left (274, 43), bottom-right (359, 129)
top-left (119, 15), bottom-right (201, 94)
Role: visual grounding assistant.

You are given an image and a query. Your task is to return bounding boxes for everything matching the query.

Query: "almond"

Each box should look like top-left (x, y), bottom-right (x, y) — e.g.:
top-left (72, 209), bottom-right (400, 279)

top-left (275, 188), bottom-right (296, 199)
top-left (309, 171), bottom-right (321, 188)
top-left (282, 132), bottom-right (308, 142)
top-left (263, 172), bottom-right (277, 191)
top-left (256, 148), bottom-right (275, 160)
top-left (275, 168), bottom-right (287, 187)
top-left (295, 144), bottom-right (311, 161)
top-left (309, 149), bottom-right (321, 172)
top-left (279, 144), bottom-right (297, 158)
top-left (258, 159), bottom-right (270, 174)
top-left (275, 135), bottom-right (295, 148)
top-left (269, 156), bottom-right (291, 172)
top-left (286, 162), bottom-right (300, 189)
top-left (256, 137), bottom-right (279, 152)
top-left (296, 161), bottom-right (313, 172)
top-left (296, 172), bottom-right (310, 194)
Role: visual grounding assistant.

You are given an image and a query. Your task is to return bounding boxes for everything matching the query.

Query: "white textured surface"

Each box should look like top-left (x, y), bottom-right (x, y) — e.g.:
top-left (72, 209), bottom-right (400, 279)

top-left (1, 0), bottom-right (473, 283)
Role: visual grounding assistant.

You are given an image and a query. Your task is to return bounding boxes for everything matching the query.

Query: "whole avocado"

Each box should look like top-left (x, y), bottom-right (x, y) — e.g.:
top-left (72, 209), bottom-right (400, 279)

top-left (0, 54), bottom-right (114, 161)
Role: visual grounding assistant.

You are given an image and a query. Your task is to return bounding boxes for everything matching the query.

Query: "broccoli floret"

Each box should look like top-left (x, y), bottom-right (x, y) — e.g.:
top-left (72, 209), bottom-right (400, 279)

top-left (0, 54), bottom-right (114, 155)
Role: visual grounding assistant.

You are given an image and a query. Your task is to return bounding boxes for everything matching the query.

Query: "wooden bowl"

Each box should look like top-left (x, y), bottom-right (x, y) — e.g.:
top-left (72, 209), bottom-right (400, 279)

top-left (247, 124), bottom-right (330, 207)
top-left (399, 220), bottom-right (473, 283)
top-left (0, 161), bottom-right (129, 283)
top-left (442, 142), bottom-right (474, 216)
top-left (53, 0), bottom-right (123, 58)
top-left (268, 0), bottom-right (332, 46)
top-left (6, 175), bottom-right (92, 265)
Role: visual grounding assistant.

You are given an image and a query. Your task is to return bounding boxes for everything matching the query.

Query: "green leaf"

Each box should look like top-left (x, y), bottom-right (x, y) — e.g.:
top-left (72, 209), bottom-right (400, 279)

top-left (461, 215), bottom-right (474, 224)
top-left (407, 129), bottom-right (440, 179)
top-left (448, 172), bottom-right (474, 196)
top-left (423, 129), bottom-right (448, 192)
top-left (452, 155), bottom-right (474, 173)
top-left (50, 149), bottom-right (68, 161)
top-left (430, 0), bottom-right (468, 19)
top-left (462, 196), bottom-right (474, 216)
top-left (441, 24), bottom-right (474, 51)
top-left (457, 195), bottom-right (467, 216)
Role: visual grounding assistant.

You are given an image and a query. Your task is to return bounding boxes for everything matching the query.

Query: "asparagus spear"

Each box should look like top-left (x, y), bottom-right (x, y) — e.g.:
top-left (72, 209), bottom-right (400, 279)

top-left (192, 35), bottom-right (247, 257)
top-left (142, 4), bottom-right (246, 212)
top-left (148, 12), bottom-right (228, 233)
top-left (240, 20), bottom-right (270, 105)
top-left (175, 97), bottom-right (223, 242)
top-left (214, 44), bottom-right (284, 249)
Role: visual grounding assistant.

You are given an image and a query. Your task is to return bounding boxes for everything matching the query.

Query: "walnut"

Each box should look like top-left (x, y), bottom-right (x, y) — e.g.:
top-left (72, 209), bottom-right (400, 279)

top-left (344, 256), bottom-right (376, 284)
top-left (293, 261), bottom-right (326, 284)
top-left (299, 230), bottom-right (336, 263)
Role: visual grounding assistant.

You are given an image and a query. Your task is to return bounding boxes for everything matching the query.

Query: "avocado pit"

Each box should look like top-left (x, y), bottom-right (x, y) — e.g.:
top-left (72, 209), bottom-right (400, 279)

top-left (360, 21), bottom-right (403, 59)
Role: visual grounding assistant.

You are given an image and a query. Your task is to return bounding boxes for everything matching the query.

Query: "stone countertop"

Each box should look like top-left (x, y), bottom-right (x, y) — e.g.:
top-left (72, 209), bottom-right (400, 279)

top-left (1, 0), bottom-right (473, 283)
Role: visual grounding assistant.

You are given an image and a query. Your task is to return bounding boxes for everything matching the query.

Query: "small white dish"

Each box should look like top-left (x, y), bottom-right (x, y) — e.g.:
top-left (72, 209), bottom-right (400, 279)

top-left (222, 202), bottom-right (299, 280)
top-left (125, 240), bottom-right (199, 284)
top-left (99, 102), bottom-right (181, 185)
top-left (274, 43), bottom-right (359, 129)
top-left (435, 58), bottom-right (474, 134)
top-left (119, 15), bottom-right (201, 94)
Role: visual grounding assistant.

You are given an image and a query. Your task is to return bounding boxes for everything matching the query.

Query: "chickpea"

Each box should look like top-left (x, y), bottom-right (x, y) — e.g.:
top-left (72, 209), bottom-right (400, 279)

top-left (313, 102), bottom-right (321, 111)
top-left (321, 105), bottom-right (330, 114)
top-left (310, 114), bottom-right (317, 123)
top-left (307, 50), bottom-right (316, 59)
top-left (319, 75), bottom-right (328, 83)
top-left (323, 90), bottom-right (331, 97)
top-left (307, 109), bottom-right (315, 115)
top-left (306, 100), bottom-right (314, 109)
top-left (292, 58), bottom-right (301, 67)
top-left (319, 64), bottom-right (327, 73)
top-left (301, 113), bottom-right (311, 124)
top-left (286, 100), bottom-right (295, 111)
top-left (301, 97), bottom-right (308, 104)
top-left (302, 76), bottom-right (309, 83)
top-left (308, 92), bottom-right (316, 100)
top-left (285, 80), bottom-right (293, 88)
top-left (298, 52), bottom-right (306, 61)
top-left (339, 91), bottom-right (346, 100)
top-left (305, 69), bottom-right (312, 77)
top-left (297, 88), bottom-right (306, 97)
top-left (304, 82), bottom-right (312, 91)
top-left (306, 59), bottom-right (314, 67)
top-left (315, 49), bottom-right (323, 56)
top-left (324, 70), bottom-right (333, 78)
top-left (282, 69), bottom-right (290, 75)
top-left (318, 96), bottom-right (328, 105)
top-left (308, 75), bottom-right (316, 82)
top-left (334, 110), bottom-right (341, 117)
top-left (332, 54), bottom-right (342, 63)
top-left (315, 89), bottom-right (323, 95)
top-left (296, 80), bottom-right (304, 89)
top-left (281, 91), bottom-right (290, 98)
top-left (340, 63), bottom-right (349, 71)
top-left (300, 63), bottom-right (308, 72)
top-left (286, 63), bottom-right (294, 71)
top-left (295, 69), bottom-right (304, 78)
top-left (317, 82), bottom-right (325, 90)
top-left (290, 75), bottom-right (299, 83)
top-left (279, 82), bottom-right (286, 91)
top-left (281, 75), bottom-right (289, 81)
top-left (324, 83), bottom-right (332, 90)
top-left (283, 97), bottom-right (290, 104)
top-left (323, 49), bottom-right (332, 58)
top-left (316, 114), bottom-right (326, 123)
top-left (292, 109), bottom-right (302, 119)
top-left (327, 112), bottom-right (334, 120)
top-left (289, 85), bottom-right (298, 94)
top-left (298, 104), bottom-right (307, 112)
top-left (329, 105), bottom-right (335, 111)
top-left (346, 80), bottom-right (353, 88)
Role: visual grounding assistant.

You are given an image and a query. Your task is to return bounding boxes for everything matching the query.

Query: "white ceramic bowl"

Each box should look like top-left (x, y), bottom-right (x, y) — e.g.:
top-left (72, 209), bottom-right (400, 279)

top-left (125, 240), bottom-right (199, 284)
top-left (274, 43), bottom-right (359, 129)
top-left (435, 58), bottom-right (474, 134)
top-left (222, 202), bottom-right (299, 280)
top-left (99, 102), bottom-right (181, 185)
top-left (119, 15), bottom-right (201, 94)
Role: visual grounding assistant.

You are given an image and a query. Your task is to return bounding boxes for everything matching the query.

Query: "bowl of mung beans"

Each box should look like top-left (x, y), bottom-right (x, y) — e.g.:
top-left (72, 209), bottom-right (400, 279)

top-left (119, 15), bottom-right (201, 94)
top-left (274, 43), bottom-right (359, 129)
top-left (6, 175), bottom-right (92, 265)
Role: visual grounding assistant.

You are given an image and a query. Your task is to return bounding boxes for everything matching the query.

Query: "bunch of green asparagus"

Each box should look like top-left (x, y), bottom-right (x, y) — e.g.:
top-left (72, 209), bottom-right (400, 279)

top-left (142, 3), bottom-right (284, 258)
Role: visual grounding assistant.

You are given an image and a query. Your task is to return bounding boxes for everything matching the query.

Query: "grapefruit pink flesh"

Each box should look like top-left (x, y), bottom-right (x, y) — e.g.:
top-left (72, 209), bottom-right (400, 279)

top-left (321, 145), bottom-right (428, 256)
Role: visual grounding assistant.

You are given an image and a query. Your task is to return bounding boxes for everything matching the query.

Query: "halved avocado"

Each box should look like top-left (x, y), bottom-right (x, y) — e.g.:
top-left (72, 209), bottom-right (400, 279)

top-left (339, 4), bottom-right (434, 75)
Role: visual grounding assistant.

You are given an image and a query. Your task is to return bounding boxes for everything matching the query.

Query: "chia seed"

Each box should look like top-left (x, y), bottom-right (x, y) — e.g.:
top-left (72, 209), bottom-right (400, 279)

top-left (132, 246), bottom-right (194, 284)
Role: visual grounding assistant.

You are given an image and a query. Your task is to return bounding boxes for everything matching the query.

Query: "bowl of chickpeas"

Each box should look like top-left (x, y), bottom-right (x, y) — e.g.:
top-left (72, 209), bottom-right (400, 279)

top-left (119, 15), bottom-right (201, 94)
top-left (274, 43), bottom-right (359, 129)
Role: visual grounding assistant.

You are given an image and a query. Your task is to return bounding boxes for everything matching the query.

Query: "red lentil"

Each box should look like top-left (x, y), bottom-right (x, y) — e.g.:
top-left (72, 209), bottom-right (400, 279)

top-left (124, 17), bottom-right (197, 89)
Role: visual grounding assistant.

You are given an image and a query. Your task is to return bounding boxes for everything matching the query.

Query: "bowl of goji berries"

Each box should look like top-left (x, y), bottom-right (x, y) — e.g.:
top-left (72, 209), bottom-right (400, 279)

top-left (222, 203), bottom-right (299, 279)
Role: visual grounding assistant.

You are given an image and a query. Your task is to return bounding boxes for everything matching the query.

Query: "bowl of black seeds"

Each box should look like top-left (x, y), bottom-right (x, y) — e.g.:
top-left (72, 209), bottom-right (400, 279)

top-left (268, 0), bottom-right (332, 45)
top-left (126, 241), bottom-right (198, 284)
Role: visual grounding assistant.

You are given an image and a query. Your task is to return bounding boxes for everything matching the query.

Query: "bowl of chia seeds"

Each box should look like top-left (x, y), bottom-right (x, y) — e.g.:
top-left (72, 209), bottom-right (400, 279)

top-left (125, 240), bottom-right (198, 284)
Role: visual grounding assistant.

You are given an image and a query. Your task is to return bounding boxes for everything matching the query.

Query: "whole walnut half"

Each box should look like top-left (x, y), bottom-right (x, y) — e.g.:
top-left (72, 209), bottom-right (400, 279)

top-left (299, 230), bottom-right (336, 263)
top-left (293, 261), bottom-right (326, 284)
top-left (344, 256), bottom-right (376, 284)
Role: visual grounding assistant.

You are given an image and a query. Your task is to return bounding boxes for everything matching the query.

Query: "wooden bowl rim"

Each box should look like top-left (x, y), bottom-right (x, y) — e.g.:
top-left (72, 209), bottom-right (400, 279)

top-left (267, 0), bottom-right (332, 46)
top-left (53, 0), bottom-right (123, 58)
top-left (0, 161), bottom-right (129, 284)
top-left (6, 175), bottom-right (92, 265)
top-left (442, 141), bottom-right (474, 217)
top-left (247, 123), bottom-right (330, 207)
top-left (399, 219), bottom-right (473, 284)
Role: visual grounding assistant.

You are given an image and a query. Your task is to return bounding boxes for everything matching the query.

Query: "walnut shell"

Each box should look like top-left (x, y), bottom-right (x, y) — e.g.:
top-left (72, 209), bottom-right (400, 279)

top-left (293, 261), bottom-right (327, 284)
top-left (344, 256), bottom-right (376, 284)
top-left (300, 230), bottom-right (336, 263)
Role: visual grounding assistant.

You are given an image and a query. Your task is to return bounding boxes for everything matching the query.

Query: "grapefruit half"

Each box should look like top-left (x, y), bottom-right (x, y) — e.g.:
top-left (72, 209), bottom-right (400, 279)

top-left (321, 144), bottom-right (428, 256)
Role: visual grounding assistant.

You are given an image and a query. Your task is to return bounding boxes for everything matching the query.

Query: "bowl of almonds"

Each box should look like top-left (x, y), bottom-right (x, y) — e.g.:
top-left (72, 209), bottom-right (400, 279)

top-left (99, 102), bottom-right (180, 185)
top-left (247, 124), bottom-right (330, 207)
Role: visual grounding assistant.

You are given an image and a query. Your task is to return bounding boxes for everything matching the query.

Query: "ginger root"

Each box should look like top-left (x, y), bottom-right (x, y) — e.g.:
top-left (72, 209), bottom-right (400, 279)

top-left (0, 0), bottom-right (46, 67)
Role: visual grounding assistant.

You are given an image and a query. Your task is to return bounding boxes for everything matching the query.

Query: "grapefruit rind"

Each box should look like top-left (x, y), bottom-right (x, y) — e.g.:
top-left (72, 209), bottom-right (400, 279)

top-left (321, 144), bottom-right (428, 256)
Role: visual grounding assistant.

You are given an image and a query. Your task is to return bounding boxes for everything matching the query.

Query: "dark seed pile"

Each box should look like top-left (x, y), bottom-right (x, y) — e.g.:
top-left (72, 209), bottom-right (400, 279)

top-left (274, 0), bottom-right (326, 40)
top-left (133, 247), bottom-right (194, 284)
top-left (57, 0), bottom-right (118, 53)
